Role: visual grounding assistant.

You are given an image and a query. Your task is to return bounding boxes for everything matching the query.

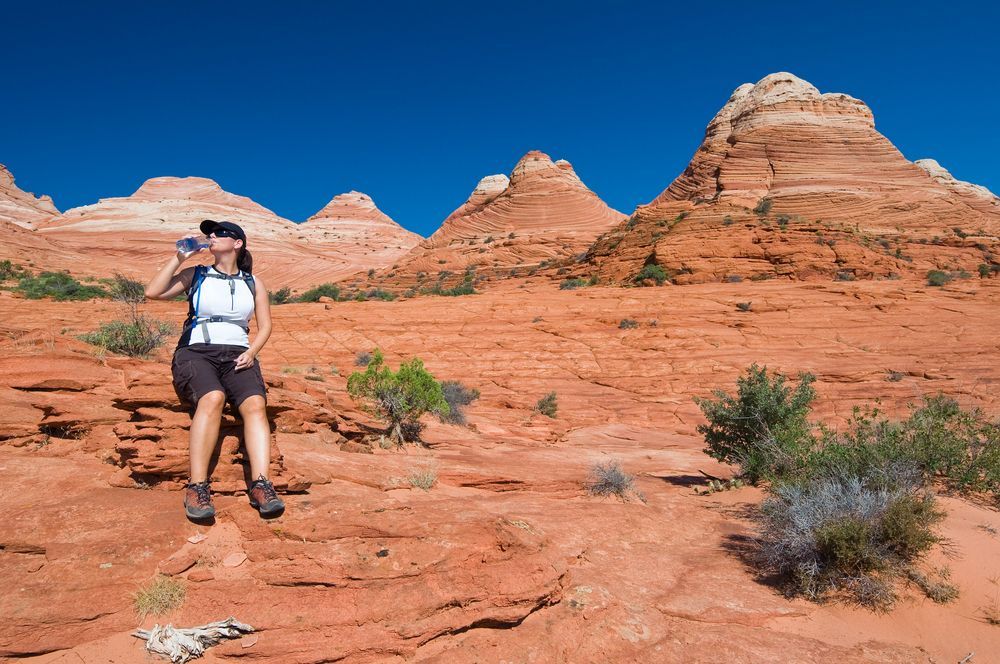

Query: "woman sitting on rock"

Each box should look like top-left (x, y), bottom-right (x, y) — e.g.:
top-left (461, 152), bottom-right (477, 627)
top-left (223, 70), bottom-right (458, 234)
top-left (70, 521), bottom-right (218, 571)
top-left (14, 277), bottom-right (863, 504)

top-left (145, 219), bottom-right (285, 520)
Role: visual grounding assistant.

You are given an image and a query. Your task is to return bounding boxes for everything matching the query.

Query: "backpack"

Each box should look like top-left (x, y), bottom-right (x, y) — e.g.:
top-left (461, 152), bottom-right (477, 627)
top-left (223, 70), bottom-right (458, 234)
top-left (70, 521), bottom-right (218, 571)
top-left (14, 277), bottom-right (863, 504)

top-left (178, 265), bottom-right (257, 346)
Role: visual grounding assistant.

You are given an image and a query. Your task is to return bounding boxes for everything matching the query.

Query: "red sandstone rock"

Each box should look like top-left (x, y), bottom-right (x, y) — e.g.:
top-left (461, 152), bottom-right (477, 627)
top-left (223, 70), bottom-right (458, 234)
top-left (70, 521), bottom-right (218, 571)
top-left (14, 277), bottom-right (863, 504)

top-left (299, 191), bottom-right (422, 278)
top-left (2, 284), bottom-right (999, 661)
top-left (34, 178), bottom-right (417, 290)
top-left (372, 150), bottom-right (625, 291)
top-left (585, 73), bottom-right (1000, 285)
top-left (0, 164), bottom-right (59, 230)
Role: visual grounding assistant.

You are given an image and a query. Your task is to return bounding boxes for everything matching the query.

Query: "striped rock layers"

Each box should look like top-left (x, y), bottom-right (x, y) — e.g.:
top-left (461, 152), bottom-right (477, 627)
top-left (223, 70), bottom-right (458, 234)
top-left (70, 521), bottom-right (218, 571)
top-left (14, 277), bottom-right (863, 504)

top-left (373, 151), bottom-right (624, 291)
top-left (585, 72), bottom-right (1000, 284)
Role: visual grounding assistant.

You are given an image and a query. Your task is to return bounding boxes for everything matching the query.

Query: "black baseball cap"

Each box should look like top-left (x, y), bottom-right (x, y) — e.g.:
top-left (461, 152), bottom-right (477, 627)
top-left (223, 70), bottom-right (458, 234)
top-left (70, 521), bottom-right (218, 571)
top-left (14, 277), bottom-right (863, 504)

top-left (200, 219), bottom-right (247, 244)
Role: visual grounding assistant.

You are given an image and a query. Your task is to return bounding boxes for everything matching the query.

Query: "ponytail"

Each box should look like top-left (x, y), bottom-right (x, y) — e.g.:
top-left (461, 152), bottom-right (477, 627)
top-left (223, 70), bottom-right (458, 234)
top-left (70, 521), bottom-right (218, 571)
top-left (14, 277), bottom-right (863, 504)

top-left (237, 248), bottom-right (253, 274)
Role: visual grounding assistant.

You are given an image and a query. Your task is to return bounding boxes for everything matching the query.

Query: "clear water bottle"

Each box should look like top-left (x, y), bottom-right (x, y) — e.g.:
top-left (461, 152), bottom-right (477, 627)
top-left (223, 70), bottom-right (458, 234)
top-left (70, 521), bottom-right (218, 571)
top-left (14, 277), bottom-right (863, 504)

top-left (176, 236), bottom-right (210, 253)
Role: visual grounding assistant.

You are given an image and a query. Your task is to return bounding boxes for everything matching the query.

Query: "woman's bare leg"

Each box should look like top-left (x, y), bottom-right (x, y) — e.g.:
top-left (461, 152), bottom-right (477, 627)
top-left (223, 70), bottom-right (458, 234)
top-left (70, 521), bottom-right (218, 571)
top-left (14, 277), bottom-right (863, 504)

top-left (189, 390), bottom-right (226, 482)
top-left (238, 395), bottom-right (271, 479)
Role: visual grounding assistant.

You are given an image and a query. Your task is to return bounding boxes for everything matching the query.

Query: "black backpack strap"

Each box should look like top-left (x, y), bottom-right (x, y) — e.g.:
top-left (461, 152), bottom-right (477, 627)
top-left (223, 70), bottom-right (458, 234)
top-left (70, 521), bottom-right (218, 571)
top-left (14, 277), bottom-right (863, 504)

top-left (177, 265), bottom-right (209, 348)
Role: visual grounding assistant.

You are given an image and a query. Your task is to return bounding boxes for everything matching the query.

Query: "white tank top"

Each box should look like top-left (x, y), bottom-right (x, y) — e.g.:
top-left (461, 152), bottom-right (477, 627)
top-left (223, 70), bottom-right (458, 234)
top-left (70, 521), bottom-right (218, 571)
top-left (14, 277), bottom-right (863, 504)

top-left (187, 266), bottom-right (255, 347)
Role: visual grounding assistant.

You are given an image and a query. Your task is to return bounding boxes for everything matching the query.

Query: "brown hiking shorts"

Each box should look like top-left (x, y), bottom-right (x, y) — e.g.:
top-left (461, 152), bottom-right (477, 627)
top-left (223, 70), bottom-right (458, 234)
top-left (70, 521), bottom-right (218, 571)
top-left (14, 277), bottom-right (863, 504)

top-left (171, 344), bottom-right (267, 413)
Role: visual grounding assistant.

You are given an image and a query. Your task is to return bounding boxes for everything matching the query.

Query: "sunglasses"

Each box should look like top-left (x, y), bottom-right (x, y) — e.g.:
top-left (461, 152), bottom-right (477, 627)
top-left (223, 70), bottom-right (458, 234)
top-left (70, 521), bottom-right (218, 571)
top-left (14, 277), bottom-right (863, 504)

top-left (210, 229), bottom-right (242, 240)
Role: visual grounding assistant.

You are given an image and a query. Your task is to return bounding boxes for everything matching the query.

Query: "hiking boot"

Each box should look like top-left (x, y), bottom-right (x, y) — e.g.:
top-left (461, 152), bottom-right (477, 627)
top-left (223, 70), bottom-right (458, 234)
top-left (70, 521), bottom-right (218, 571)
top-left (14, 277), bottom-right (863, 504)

top-left (184, 481), bottom-right (215, 520)
top-left (248, 476), bottom-right (285, 516)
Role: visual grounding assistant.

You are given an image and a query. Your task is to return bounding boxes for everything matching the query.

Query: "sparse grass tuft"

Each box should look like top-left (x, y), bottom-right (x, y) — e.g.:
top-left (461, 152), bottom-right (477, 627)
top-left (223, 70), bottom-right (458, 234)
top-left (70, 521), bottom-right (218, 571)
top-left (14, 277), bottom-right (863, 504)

top-left (619, 318), bottom-right (638, 329)
top-left (355, 351), bottom-right (373, 367)
top-left (133, 575), bottom-right (186, 617)
top-left (408, 465), bottom-right (438, 490)
top-left (586, 459), bottom-right (645, 503)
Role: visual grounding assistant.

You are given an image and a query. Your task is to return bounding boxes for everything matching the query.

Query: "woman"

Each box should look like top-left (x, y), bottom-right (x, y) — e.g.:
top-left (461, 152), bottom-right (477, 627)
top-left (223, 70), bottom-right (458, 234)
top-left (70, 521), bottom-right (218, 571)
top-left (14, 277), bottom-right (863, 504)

top-left (145, 219), bottom-right (285, 520)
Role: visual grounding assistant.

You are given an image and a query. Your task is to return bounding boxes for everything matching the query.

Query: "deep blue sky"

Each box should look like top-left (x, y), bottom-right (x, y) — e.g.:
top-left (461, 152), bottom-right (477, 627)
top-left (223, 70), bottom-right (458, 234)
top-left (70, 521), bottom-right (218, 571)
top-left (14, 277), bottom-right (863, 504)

top-left (5, 1), bottom-right (998, 237)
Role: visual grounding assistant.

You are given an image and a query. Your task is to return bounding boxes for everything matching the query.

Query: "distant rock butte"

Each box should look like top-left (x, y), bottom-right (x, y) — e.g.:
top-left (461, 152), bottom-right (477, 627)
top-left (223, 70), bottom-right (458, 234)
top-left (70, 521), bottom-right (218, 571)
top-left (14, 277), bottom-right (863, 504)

top-left (0, 164), bottom-right (59, 230)
top-left (582, 72), bottom-right (1000, 285)
top-left (297, 191), bottom-right (422, 276)
top-left (372, 151), bottom-right (624, 290)
top-left (35, 178), bottom-right (416, 288)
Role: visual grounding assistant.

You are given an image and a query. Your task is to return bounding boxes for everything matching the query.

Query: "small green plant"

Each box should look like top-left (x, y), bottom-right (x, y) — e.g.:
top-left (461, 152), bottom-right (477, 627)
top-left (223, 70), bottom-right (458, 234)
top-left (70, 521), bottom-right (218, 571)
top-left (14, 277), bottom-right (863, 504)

top-left (355, 351), bottom-right (373, 367)
top-left (586, 459), bottom-right (644, 502)
top-left (79, 318), bottom-right (172, 358)
top-left (619, 318), bottom-right (638, 329)
top-left (695, 365), bottom-right (816, 484)
top-left (281, 366), bottom-right (302, 374)
top-left (736, 301), bottom-right (752, 312)
top-left (269, 287), bottom-right (293, 304)
top-left (0, 260), bottom-right (28, 281)
top-left (722, 216), bottom-right (734, 226)
top-left (926, 270), bottom-right (952, 287)
top-left (560, 278), bottom-right (587, 290)
top-left (980, 264), bottom-right (992, 278)
top-left (535, 391), bottom-right (558, 418)
top-left (634, 264), bottom-right (667, 285)
top-left (18, 271), bottom-right (108, 301)
top-left (346, 349), bottom-right (449, 445)
top-left (133, 575), bottom-right (186, 617)
top-left (885, 371), bottom-right (905, 382)
top-left (296, 283), bottom-right (341, 302)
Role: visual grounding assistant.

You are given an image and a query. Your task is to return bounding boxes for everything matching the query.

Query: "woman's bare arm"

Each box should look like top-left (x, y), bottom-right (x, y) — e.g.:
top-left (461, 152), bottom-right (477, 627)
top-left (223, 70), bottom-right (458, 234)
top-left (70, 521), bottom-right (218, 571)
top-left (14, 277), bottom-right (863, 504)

top-left (145, 244), bottom-right (200, 300)
top-left (235, 275), bottom-right (272, 371)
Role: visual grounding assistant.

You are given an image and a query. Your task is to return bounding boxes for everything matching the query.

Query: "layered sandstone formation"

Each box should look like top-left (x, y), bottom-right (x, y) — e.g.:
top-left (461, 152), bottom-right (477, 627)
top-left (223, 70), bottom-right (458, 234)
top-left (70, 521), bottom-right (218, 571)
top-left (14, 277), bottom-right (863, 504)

top-left (371, 151), bottom-right (624, 291)
top-left (3, 281), bottom-right (999, 661)
top-left (0, 165), bottom-right (84, 269)
top-left (36, 177), bottom-right (414, 288)
top-left (297, 191), bottom-right (422, 276)
top-left (0, 164), bottom-right (59, 230)
top-left (582, 73), bottom-right (1000, 284)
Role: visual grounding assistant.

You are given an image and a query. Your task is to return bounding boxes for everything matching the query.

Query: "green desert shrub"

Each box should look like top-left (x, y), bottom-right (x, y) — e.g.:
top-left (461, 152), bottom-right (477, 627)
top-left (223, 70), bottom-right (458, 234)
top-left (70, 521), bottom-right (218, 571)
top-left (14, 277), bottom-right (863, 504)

top-left (296, 283), bottom-right (341, 302)
top-left (695, 364), bottom-right (817, 484)
top-left (559, 278), bottom-right (587, 290)
top-left (634, 264), bottom-right (667, 285)
top-left (269, 286), bottom-right (293, 304)
top-left (758, 466), bottom-right (946, 609)
top-left (346, 349), bottom-right (449, 445)
top-left (619, 318), bottom-right (638, 329)
top-left (80, 317), bottom-right (173, 358)
top-left (18, 271), bottom-right (108, 301)
top-left (0, 260), bottom-right (29, 281)
top-left (810, 397), bottom-right (1000, 501)
top-left (926, 270), bottom-right (952, 287)
top-left (535, 391), bottom-right (558, 418)
top-left (439, 380), bottom-right (480, 425)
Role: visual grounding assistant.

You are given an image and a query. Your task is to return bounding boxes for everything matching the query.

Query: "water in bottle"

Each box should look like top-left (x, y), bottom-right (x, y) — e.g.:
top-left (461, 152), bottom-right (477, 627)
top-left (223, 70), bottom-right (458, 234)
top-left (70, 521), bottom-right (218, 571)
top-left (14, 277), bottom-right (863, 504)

top-left (176, 236), bottom-right (210, 253)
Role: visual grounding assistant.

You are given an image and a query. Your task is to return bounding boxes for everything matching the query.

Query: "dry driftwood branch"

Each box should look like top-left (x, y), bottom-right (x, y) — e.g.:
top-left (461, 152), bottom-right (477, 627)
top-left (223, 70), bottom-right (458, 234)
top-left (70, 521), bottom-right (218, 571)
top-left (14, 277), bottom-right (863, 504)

top-left (133, 617), bottom-right (255, 663)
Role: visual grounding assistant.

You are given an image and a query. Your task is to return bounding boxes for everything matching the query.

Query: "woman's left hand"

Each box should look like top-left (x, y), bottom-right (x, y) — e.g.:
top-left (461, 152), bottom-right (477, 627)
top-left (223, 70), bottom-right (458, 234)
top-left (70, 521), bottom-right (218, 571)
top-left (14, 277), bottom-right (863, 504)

top-left (234, 350), bottom-right (256, 372)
